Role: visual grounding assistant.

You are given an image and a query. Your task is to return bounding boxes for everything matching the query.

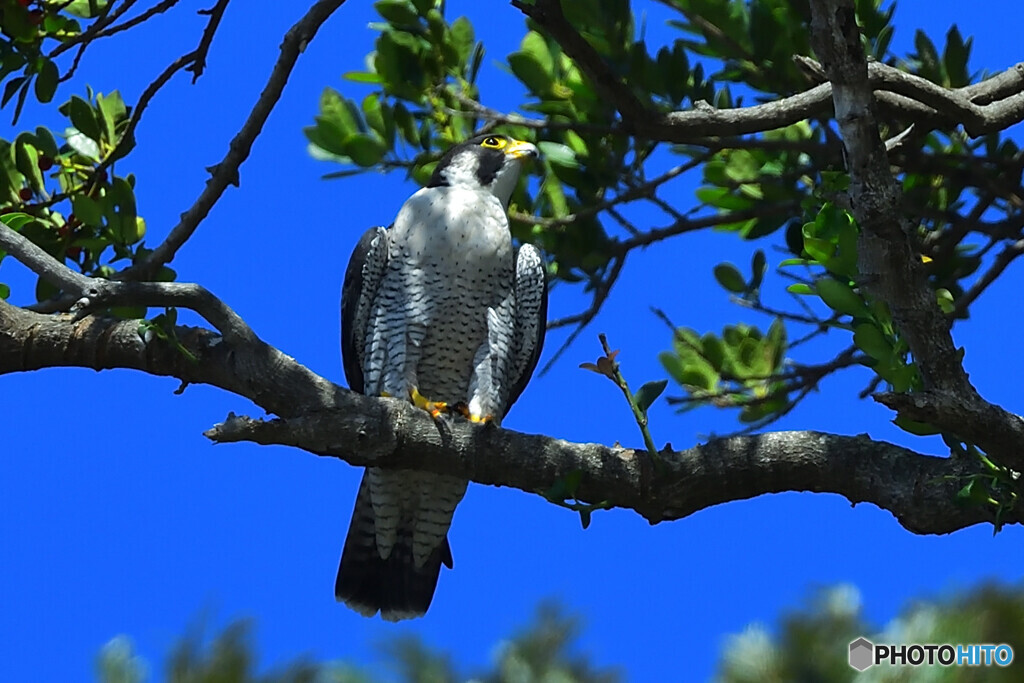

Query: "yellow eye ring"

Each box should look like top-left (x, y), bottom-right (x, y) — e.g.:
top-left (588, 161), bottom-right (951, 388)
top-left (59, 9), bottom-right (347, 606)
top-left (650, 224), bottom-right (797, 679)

top-left (480, 136), bottom-right (506, 149)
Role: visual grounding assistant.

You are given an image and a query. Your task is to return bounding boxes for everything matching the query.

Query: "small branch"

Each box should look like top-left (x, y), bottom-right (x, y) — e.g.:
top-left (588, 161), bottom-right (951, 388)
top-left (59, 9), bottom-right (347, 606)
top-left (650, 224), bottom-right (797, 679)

top-left (121, 0), bottom-right (351, 280)
top-left (97, 50), bottom-right (200, 179)
top-left (598, 333), bottom-right (660, 457)
top-left (92, 0), bottom-right (182, 43)
top-left (542, 255), bottom-right (624, 373)
top-left (514, 0), bottom-right (1024, 142)
top-left (0, 220), bottom-right (257, 344)
top-left (952, 239), bottom-right (1024, 316)
top-left (510, 157), bottom-right (706, 231)
top-left (49, 0), bottom-right (136, 58)
top-left (188, 0), bottom-right (231, 83)
top-left (615, 203), bottom-right (799, 254)
top-left (511, 0), bottom-right (649, 125)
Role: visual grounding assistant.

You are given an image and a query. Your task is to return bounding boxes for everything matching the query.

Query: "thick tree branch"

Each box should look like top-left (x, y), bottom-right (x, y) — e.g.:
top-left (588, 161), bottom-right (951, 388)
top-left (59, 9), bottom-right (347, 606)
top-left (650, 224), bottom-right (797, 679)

top-left (514, 0), bottom-right (1024, 143)
top-left (0, 298), bottom-right (1016, 536)
top-left (808, 0), bottom-right (1024, 469)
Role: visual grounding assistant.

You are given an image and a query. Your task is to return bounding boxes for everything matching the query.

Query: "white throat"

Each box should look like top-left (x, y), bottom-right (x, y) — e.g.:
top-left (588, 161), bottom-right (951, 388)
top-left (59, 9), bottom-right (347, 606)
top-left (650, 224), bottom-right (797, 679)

top-left (438, 154), bottom-right (522, 210)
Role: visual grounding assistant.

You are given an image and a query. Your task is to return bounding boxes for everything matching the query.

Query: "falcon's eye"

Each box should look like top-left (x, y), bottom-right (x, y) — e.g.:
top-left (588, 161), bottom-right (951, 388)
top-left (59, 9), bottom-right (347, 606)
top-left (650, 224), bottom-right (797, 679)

top-left (480, 136), bottom-right (506, 149)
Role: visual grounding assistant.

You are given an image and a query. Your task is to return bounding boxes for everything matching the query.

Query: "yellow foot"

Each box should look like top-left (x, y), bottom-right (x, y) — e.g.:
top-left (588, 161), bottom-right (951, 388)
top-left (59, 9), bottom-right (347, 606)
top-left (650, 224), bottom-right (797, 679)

top-left (410, 387), bottom-right (448, 418)
top-left (452, 402), bottom-right (493, 424)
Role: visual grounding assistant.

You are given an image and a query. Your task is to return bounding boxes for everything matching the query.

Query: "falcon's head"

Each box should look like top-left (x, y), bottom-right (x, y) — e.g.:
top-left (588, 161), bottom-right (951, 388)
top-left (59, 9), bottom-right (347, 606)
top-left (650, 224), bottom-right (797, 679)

top-left (427, 134), bottom-right (538, 208)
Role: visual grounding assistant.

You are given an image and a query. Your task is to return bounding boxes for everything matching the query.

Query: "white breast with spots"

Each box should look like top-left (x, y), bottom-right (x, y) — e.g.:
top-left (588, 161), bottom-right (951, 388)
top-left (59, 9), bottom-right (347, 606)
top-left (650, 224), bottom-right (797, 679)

top-left (380, 185), bottom-right (514, 404)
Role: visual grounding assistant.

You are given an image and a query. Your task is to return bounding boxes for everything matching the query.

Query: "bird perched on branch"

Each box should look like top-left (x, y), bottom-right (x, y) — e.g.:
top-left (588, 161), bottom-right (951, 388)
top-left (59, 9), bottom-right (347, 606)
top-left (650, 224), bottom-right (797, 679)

top-left (337, 134), bottom-right (548, 620)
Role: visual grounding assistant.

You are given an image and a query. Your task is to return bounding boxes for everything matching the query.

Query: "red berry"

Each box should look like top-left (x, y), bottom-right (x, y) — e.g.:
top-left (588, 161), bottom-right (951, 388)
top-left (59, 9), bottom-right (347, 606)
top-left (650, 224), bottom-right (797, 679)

top-left (27, 10), bottom-right (43, 25)
top-left (38, 155), bottom-right (53, 171)
top-left (67, 213), bottom-right (80, 228)
top-left (66, 246), bottom-right (82, 260)
top-left (19, 187), bottom-right (33, 201)
top-left (17, 0), bottom-right (31, 7)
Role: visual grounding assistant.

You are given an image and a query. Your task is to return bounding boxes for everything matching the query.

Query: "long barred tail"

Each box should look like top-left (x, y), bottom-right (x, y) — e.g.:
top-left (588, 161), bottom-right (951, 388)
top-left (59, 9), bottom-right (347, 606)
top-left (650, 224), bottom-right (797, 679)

top-left (335, 471), bottom-right (453, 621)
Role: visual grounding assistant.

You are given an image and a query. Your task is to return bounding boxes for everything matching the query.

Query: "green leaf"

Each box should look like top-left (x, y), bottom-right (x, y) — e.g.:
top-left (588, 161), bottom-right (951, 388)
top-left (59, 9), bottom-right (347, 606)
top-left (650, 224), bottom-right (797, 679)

top-left (634, 379), bottom-right (668, 414)
top-left (65, 0), bottom-right (111, 18)
top-left (815, 277), bottom-right (869, 318)
top-left (520, 32), bottom-right (554, 73)
top-left (0, 212), bottom-right (35, 230)
top-left (449, 16), bottom-right (475, 67)
top-left (34, 59), bottom-right (59, 104)
top-left (304, 118), bottom-right (348, 158)
top-left (67, 95), bottom-right (103, 142)
top-left (107, 176), bottom-right (140, 245)
top-left (713, 262), bottom-right (747, 294)
top-left (508, 51), bottom-right (553, 95)
top-left (893, 416), bottom-right (941, 436)
top-left (342, 71), bottom-right (383, 84)
top-left (342, 134), bottom-right (387, 167)
top-left (318, 88), bottom-right (359, 136)
top-left (14, 136), bottom-right (44, 192)
top-left (374, 0), bottom-right (420, 25)
top-left (392, 102), bottom-right (418, 146)
top-left (0, 282), bottom-right (9, 299)
top-left (956, 479), bottom-right (991, 507)
top-left (2, 77), bottom-right (27, 108)
top-left (536, 141), bottom-right (577, 168)
top-left (33, 126), bottom-right (59, 159)
top-left (71, 194), bottom-right (104, 226)
top-left (936, 288), bottom-right (955, 314)
top-left (853, 323), bottom-right (892, 361)
top-left (362, 94), bottom-right (386, 138)
top-left (914, 29), bottom-right (942, 76)
top-left (65, 127), bottom-right (100, 160)
top-left (97, 91), bottom-right (128, 143)
top-left (942, 25), bottom-right (971, 87)
top-left (750, 249), bottom-right (767, 290)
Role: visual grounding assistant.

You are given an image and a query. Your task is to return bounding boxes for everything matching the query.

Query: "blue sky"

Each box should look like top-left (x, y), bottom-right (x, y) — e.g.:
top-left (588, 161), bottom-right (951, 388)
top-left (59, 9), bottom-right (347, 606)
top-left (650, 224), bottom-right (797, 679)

top-left (1, 1), bottom-right (1022, 680)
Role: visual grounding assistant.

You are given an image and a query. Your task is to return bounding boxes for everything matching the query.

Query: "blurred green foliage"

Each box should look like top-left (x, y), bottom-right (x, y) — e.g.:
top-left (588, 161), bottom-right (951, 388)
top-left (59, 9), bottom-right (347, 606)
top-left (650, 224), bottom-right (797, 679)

top-left (719, 582), bottom-right (1024, 682)
top-left (94, 585), bottom-right (1024, 682)
top-left (97, 604), bottom-right (620, 683)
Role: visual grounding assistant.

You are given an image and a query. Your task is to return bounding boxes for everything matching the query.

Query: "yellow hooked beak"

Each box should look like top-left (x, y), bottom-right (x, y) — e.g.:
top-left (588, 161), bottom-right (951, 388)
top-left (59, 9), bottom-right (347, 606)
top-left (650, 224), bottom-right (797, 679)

top-left (505, 139), bottom-right (539, 161)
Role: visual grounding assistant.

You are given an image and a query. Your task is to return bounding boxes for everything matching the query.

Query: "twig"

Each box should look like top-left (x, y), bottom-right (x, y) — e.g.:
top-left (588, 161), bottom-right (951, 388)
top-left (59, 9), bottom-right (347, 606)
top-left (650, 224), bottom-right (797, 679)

top-left (188, 0), bottom-right (231, 83)
top-left (0, 219), bottom-right (257, 344)
top-left (615, 202), bottom-right (799, 254)
top-left (121, 0), bottom-right (351, 280)
top-left (541, 255), bottom-right (624, 373)
top-left (597, 333), bottom-right (660, 457)
top-left (90, 0), bottom-right (182, 43)
top-left (510, 157), bottom-right (705, 230)
top-left (952, 239), bottom-right (1024, 316)
top-left (49, 0), bottom-right (134, 58)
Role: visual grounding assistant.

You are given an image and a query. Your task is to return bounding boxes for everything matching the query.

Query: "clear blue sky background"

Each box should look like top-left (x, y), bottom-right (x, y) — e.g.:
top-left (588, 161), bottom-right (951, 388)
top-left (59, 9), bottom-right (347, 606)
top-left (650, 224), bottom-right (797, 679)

top-left (2, 1), bottom-right (1022, 680)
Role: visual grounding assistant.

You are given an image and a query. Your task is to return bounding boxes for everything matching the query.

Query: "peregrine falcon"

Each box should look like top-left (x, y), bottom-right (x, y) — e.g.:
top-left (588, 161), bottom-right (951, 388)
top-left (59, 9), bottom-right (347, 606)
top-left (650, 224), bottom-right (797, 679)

top-left (336, 134), bottom-right (548, 620)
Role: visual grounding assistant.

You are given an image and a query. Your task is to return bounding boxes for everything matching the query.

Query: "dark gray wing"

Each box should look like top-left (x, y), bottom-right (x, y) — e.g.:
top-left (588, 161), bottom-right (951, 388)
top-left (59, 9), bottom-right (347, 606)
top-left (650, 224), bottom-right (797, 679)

top-left (505, 243), bottom-right (547, 413)
top-left (341, 226), bottom-right (389, 394)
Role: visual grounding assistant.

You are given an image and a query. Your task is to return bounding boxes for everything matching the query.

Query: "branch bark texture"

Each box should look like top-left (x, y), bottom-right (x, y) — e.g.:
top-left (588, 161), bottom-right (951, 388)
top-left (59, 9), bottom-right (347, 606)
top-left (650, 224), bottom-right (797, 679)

top-left (1, 298), bottom-right (1014, 536)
